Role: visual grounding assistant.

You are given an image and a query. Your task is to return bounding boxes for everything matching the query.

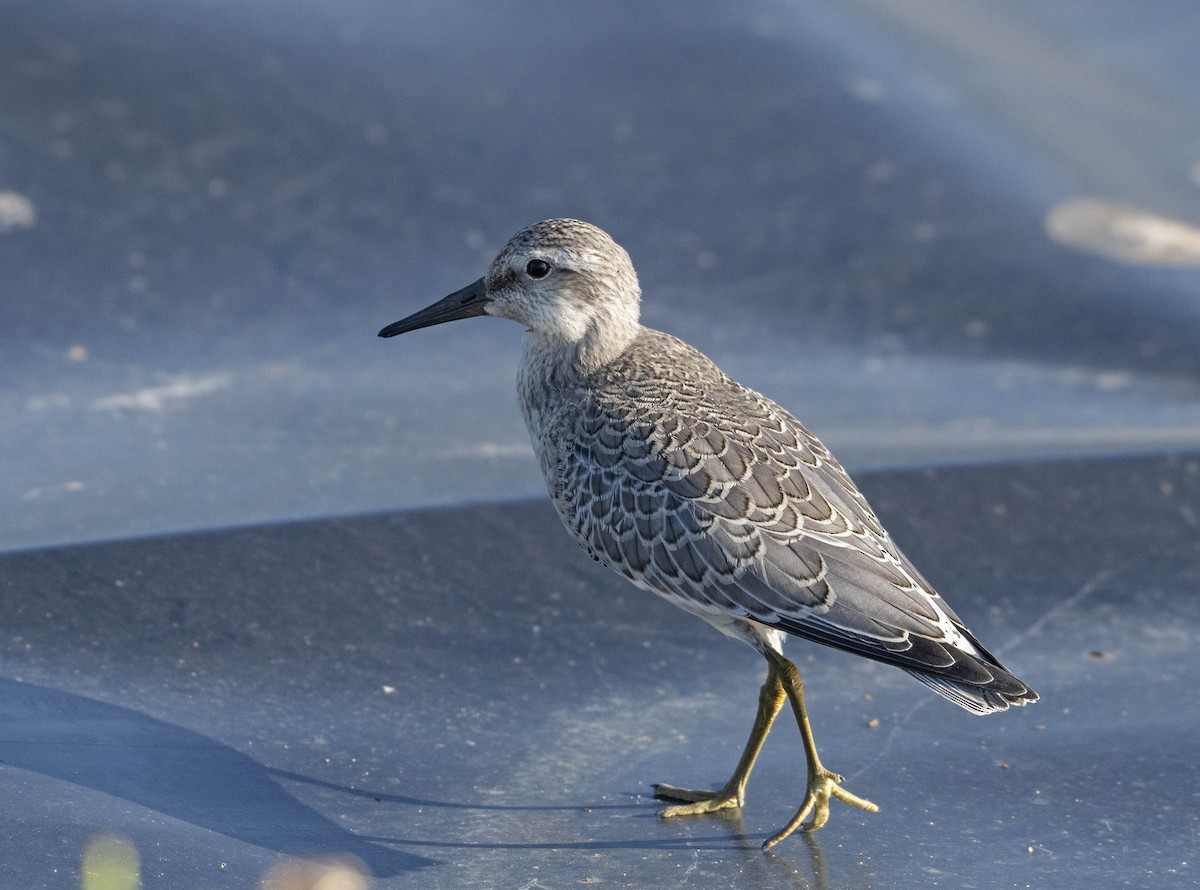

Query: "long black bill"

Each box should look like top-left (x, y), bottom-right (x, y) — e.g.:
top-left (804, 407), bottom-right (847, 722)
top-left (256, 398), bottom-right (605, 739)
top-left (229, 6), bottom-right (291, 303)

top-left (378, 277), bottom-right (491, 338)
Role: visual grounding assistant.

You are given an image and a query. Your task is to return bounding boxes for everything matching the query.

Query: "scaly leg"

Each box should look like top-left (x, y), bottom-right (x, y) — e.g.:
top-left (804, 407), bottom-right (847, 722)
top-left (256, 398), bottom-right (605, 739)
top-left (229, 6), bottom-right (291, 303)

top-left (654, 662), bottom-right (787, 815)
top-left (762, 650), bottom-right (878, 848)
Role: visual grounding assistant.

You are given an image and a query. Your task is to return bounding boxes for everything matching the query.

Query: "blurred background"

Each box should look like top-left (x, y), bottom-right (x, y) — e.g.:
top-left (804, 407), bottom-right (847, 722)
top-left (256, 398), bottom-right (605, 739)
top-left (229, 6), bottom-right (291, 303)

top-left (1, 1), bottom-right (1198, 888)
top-left (5, 0), bottom-right (1200, 553)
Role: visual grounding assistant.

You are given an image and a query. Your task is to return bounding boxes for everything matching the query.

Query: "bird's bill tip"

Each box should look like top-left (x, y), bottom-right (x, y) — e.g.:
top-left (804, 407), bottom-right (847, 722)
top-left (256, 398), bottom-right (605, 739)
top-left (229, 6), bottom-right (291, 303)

top-left (378, 277), bottom-right (490, 338)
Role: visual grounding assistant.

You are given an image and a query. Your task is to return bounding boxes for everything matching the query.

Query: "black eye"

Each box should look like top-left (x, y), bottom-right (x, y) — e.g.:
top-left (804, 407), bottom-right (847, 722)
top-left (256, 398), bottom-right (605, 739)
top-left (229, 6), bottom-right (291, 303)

top-left (526, 259), bottom-right (551, 279)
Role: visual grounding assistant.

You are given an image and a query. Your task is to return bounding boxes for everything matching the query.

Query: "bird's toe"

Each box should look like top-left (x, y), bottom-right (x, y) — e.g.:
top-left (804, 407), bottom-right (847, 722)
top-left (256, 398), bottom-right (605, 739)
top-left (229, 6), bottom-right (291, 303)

top-left (762, 769), bottom-right (878, 848)
top-left (654, 783), bottom-right (742, 816)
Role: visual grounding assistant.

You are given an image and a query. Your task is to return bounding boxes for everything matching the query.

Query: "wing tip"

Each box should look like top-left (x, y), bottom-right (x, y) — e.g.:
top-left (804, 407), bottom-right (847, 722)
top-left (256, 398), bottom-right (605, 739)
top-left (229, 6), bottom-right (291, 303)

top-left (906, 666), bottom-right (1039, 715)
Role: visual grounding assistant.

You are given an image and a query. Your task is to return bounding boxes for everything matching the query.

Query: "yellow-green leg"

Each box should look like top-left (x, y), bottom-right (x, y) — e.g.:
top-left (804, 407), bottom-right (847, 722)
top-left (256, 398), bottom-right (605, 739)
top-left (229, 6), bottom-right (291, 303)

top-left (654, 661), bottom-right (787, 815)
top-left (654, 651), bottom-right (878, 847)
top-left (761, 650), bottom-right (878, 848)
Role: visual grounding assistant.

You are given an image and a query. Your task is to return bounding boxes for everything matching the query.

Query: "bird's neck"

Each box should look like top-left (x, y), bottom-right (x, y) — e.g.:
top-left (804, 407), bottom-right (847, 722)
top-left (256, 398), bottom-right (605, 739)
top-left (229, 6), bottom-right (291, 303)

top-left (517, 310), bottom-right (641, 445)
top-left (574, 305), bottom-right (641, 373)
top-left (525, 303), bottom-right (640, 378)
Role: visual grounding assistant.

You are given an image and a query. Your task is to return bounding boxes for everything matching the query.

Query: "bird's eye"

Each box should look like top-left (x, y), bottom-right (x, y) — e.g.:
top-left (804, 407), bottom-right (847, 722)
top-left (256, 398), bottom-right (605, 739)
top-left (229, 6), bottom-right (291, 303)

top-left (525, 259), bottom-right (552, 279)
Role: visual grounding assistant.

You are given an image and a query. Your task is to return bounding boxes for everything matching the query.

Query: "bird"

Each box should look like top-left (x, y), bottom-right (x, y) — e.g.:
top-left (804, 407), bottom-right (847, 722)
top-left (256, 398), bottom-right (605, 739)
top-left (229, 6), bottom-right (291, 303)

top-left (379, 218), bottom-right (1037, 847)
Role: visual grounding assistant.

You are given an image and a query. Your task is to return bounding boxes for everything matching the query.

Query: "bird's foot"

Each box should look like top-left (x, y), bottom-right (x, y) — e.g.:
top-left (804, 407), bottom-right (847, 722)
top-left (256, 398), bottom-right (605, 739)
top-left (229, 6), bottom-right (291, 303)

top-left (762, 768), bottom-right (878, 849)
top-left (653, 782), bottom-right (743, 817)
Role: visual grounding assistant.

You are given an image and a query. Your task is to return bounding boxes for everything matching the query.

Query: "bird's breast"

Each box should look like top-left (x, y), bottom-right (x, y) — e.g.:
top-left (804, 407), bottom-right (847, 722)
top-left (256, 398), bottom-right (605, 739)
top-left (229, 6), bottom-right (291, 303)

top-left (517, 340), bottom-right (583, 491)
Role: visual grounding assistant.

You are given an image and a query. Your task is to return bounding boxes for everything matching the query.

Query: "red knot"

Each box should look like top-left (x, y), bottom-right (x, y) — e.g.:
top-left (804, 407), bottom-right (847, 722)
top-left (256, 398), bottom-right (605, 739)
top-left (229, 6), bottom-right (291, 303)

top-left (380, 218), bottom-right (1037, 847)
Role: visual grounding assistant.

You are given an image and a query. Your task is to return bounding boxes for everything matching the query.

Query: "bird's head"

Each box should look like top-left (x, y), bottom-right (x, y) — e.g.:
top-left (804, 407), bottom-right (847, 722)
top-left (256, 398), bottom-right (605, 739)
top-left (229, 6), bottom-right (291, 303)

top-left (379, 219), bottom-right (642, 368)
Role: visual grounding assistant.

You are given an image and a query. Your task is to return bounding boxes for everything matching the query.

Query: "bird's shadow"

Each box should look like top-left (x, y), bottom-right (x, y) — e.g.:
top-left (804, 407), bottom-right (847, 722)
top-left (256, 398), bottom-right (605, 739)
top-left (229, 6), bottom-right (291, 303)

top-left (0, 676), bottom-right (874, 886)
top-left (0, 677), bottom-right (430, 877)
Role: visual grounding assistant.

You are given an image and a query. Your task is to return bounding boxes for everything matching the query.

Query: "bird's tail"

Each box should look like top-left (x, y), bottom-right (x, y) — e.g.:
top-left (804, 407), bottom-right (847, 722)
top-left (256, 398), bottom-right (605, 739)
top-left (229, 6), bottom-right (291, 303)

top-left (904, 659), bottom-right (1038, 715)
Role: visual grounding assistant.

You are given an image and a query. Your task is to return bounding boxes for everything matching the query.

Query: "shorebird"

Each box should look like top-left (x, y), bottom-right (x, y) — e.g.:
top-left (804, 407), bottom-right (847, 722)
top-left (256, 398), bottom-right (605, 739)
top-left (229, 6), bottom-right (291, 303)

top-left (379, 219), bottom-right (1037, 847)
